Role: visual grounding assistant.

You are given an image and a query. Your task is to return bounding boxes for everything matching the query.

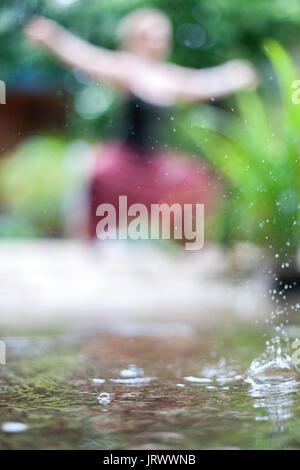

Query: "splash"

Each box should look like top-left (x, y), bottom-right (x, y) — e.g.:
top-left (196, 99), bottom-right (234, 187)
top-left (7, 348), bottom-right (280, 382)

top-left (246, 336), bottom-right (300, 430)
top-left (183, 358), bottom-right (243, 388)
top-left (246, 260), bottom-right (300, 385)
top-left (246, 334), bottom-right (299, 386)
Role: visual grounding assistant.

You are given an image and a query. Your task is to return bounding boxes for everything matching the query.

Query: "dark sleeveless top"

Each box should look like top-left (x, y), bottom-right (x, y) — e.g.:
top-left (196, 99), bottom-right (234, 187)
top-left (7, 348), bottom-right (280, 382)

top-left (123, 95), bottom-right (171, 153)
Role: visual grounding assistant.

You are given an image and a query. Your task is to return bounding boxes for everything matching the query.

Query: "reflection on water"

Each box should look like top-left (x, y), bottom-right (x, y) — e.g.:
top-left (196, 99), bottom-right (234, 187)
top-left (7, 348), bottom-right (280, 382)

top-left (1, 324), bottom-right (300, 449)
top-left (248, 377), bottom-right (298, 429)
top-left (246, 339), bottom-right (300, 436)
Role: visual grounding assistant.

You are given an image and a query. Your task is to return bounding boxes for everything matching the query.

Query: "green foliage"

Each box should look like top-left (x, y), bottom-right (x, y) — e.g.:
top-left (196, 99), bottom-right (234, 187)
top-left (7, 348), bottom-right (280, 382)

top-left (0, 136), bottom-right (88, 237)
top-left (1, 2), bottom-right (300, 246)
top-left (2, 1), bottom-right (300, 140)
top-left (185, 41), bottom-right (300, 262)
top-left (2, 0), bottom-right (300, 75)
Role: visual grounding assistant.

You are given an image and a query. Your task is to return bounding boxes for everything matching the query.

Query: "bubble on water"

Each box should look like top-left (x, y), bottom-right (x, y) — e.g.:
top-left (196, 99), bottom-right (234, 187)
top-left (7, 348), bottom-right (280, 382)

top-left (97, 392), bottom-right (111, 406)
top-left (120, 364), bottom-right (144, 379)
top-left (1, 422), bottom-right (28, 433)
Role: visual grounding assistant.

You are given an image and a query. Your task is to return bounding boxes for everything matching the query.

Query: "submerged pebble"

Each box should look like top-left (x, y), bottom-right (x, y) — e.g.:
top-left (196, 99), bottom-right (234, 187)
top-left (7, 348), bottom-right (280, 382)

top-left (1, 422), bottom-right (28, 433)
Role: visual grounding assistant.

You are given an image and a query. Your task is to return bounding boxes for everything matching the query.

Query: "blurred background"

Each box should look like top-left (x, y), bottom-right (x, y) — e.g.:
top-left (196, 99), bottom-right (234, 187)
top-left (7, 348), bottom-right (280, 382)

top-left (1, 0), bottom-right (300, 452)
top-left (0, 0), bottom-right (299, 327)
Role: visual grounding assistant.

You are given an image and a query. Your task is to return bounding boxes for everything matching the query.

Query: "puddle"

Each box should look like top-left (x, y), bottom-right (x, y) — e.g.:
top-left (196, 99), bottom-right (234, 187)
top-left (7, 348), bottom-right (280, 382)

top-left (1, 324), bottom-right (300, 449)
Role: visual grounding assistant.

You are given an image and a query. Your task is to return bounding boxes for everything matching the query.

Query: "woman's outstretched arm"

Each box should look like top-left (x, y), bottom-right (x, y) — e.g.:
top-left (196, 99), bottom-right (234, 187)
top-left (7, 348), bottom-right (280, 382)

top-left (25, 16), bottom-right (126, 87)
top-left (25, 16), bottom-right (258, 104)
top-left (173, 59), bottom-right (258, 102)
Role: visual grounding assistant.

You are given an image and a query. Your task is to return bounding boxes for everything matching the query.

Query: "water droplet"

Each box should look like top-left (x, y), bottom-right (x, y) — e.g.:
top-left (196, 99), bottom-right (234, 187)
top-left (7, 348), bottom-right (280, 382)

top-left (97, 392), bottom-right (111, 406)
top-left (1, 422), bottom-right (28, 433)
top-left (120, 364), bottom-right (144, 379)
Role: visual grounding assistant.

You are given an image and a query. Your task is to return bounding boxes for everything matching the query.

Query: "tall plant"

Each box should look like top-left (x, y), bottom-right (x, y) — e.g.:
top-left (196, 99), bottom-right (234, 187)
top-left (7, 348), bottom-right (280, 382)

top-left (185, 40), bottom-right (299, 272)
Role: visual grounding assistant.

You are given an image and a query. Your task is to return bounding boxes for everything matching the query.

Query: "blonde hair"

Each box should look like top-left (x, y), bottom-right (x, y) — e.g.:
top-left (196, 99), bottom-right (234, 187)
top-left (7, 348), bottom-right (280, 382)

top-left (117, 8), bottom-right (172, 49)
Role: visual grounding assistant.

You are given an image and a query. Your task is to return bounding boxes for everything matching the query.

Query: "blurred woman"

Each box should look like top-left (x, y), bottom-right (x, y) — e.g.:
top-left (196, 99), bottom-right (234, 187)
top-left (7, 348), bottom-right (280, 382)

top-left (25, 9), bottom-right (258, 240)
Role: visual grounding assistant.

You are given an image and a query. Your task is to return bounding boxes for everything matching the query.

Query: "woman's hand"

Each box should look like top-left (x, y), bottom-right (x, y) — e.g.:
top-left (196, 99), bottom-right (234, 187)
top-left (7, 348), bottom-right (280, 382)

top-left (24, 16), bottom-right (59, 46)
top-left (228, 60), bottom-right (259, 91)
top-left (24, 16), bottom-right (126, 88)
top-left (174, 58), bottom-right (259, 103)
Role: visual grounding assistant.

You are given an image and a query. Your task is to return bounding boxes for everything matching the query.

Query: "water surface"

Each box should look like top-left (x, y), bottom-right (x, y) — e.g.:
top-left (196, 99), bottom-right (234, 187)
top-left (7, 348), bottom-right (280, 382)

top-left (1, 323), bottom-right (300, 450)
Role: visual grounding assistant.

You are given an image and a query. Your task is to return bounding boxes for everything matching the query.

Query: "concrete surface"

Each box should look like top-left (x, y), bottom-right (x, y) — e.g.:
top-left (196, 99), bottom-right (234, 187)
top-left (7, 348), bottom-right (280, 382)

top-left (0, 239), bottom-right (270, 329)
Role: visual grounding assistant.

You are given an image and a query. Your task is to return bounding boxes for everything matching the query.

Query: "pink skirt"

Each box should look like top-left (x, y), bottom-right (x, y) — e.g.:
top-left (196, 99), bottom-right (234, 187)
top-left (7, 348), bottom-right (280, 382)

top-left (88, 141), bottom-right (222, 239)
